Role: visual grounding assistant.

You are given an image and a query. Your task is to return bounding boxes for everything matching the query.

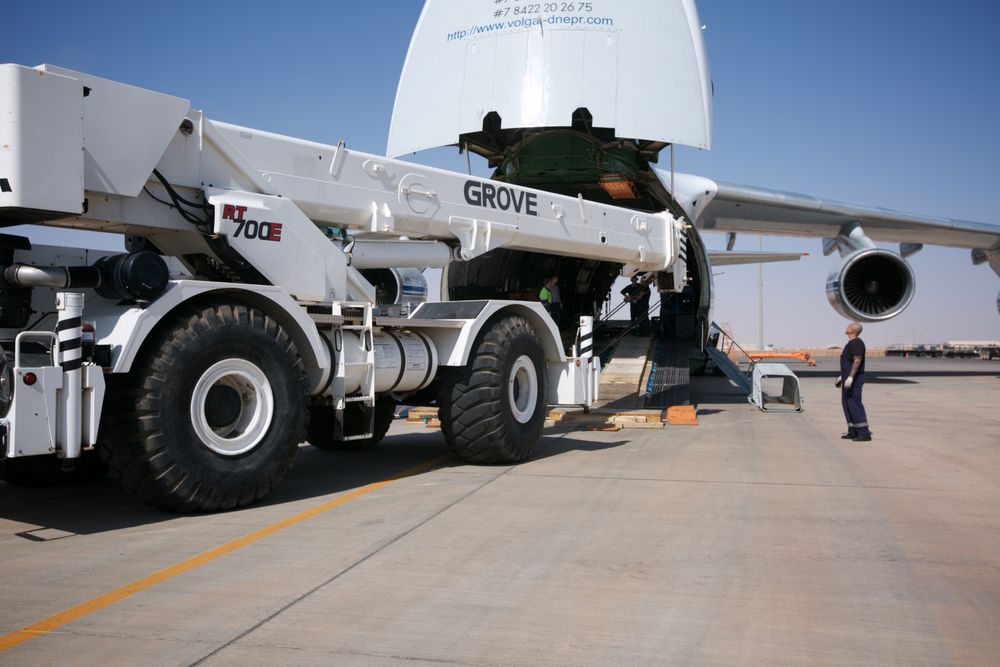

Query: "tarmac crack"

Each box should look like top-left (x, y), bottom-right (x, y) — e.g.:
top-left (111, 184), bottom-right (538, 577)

top-left (190, 465), bottom-right (516, 666)
top-left (513, 471), bottom-right (977, 493)
top-left (218, 643), bottom-right (511, 666)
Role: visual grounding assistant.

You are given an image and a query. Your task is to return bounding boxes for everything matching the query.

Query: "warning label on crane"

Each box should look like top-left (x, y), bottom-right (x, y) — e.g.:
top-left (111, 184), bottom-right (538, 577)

top-left (401, 335), bottom-right (430, 371)
top-left (374, 340), bottom-right (399, 370)
top-left (374, 333), bottom-right (431, 372)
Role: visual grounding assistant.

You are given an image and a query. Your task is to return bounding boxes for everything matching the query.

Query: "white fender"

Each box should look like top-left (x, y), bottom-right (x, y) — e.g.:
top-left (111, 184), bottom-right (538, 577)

top-left (89, 281), bottom-right (333, 394)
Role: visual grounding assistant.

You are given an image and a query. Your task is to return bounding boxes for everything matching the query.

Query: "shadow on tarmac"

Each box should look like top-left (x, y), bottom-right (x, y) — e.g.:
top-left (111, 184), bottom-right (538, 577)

top-left (0, 430), bottom-right (453, 535)
top-left (795, 370), bottom-right (1000, 384)
top-left (0, 475), bottom-right (170, 536)
top-left (267, 430), bottom-right (454, 505)
top-left (597, 395), bottom-right (643, 411)
top-left (795, 356), bottom-right (1000, 380)
top-left (796, 369), bottom-right (1000, 379)
top-left (0, 422), bottom-right (630, 534)
top-left (689, 375), bottom-right (749, 406)
top-left (530, 432), bottom-right (630, 461)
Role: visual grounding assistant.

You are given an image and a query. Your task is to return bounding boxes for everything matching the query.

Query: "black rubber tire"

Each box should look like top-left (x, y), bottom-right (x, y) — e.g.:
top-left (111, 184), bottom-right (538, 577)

top-left (98, 302), bottom-right (308, 513)
top-left (1, 450), bottom-right (107, 487)
top-left (439, 315), bottom-right (546, 463)
top-left (308, 397), bottom-right (396, 451)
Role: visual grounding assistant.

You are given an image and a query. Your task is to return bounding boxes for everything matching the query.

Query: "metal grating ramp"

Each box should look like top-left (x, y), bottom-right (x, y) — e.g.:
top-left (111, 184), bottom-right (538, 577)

top-left (644, 340), bottom-right (692, 408)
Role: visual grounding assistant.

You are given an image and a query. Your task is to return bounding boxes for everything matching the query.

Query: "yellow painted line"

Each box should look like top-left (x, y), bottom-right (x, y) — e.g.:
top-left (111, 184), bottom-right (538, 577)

top-left (0, 453), bottom-right (453, 653)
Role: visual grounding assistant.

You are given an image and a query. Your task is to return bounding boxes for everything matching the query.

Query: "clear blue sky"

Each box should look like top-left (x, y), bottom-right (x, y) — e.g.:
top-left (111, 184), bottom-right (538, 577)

top-left (4, 0), bottom-right (999, 347)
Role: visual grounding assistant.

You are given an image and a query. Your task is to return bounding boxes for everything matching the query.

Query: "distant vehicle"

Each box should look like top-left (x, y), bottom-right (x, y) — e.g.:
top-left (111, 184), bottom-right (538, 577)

top-left (886, 342), bottom-right (1000, 359)
top-left (943, 341), bottom-right (1000, 359)
top-left (886, 344), bottom-right (943, 358)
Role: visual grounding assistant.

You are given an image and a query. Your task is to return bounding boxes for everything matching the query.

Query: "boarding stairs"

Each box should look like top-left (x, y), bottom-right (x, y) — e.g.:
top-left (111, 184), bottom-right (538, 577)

top-left (705, 323), bottom-right (753, 394)
top-left (706, 322), bottom-right (803, 411)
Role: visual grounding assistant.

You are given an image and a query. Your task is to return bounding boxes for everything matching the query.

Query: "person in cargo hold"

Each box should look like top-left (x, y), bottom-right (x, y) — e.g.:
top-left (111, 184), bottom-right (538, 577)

top-left (621, 274), bottom-right (651, 336)
top-left (835, 322), bottom-right (872, 441)
top-left (539, 275), bottom-right (561, 323)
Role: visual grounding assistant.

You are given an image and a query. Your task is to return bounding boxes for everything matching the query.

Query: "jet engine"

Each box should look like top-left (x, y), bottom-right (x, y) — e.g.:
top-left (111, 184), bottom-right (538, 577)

top-left (826, 248), bottom-right (915, 322)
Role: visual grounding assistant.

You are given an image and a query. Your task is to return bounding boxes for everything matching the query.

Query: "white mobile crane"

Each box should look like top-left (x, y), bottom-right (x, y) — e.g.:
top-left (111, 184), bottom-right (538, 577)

top-left (0, 65), bottom-right (687, 511)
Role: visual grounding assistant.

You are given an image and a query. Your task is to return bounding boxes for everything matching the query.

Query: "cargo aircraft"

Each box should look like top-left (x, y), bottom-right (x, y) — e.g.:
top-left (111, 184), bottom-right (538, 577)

top-left (387, 0), bottom-right (1000, 352)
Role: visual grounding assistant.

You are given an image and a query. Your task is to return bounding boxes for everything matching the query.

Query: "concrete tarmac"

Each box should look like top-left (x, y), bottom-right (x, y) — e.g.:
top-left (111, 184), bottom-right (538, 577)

top-left (1, 357), bottom-right (998, 665)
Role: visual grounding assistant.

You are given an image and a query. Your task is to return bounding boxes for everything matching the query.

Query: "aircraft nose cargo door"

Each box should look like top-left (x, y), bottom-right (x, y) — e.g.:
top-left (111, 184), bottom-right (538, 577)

top-left (387, 0), bottom-right (714, 157)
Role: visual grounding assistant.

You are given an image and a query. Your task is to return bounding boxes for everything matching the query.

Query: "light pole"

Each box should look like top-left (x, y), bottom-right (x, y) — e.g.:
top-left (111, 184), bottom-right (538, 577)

top-left (758, 235), bottom-right (764, 350)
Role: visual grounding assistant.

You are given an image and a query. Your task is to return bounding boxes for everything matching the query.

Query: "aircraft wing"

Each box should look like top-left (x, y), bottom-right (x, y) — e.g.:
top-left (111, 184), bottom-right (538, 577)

top-left (707, 250), bottom-right (806, 266)
top-left (662, 171), bottom-right (1000, 271)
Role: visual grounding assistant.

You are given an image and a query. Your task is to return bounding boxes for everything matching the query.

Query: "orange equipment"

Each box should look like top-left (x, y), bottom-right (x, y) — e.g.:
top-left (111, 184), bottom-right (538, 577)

top-left (744, 351), bottom-right (817, 366)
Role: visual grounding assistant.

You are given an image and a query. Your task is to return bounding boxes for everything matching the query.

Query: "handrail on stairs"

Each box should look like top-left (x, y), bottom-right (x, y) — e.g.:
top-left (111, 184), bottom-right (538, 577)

top-left (594, 298), bottom-right (661, 359)
top-left (710, 321), bottom-right (755, 368)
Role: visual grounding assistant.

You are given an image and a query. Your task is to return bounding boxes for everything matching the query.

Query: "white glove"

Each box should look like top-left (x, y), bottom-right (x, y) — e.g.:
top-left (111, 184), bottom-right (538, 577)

top-left (844, 376), bottom-right (853, 389)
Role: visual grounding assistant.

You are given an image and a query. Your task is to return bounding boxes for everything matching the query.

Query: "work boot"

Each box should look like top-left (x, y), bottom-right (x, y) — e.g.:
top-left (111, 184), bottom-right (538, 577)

top-left (852, 435), bottom-right (872, 442)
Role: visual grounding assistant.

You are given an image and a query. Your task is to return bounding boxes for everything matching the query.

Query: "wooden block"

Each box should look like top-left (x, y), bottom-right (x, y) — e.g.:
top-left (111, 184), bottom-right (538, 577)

top-left (407, 416), bottom-right (432, 424)
top-left (587, 423), bottom-right (622, 432)
top-left (617, 410), bottom-right (663, 419)
top-left (665, 406), bottom-right (698, 426)
top-left (406, 407), bottom-right (439, 423)
top-left (425, 418), bottom-right (441, 428)
top-left (611, 415), bottom-right (646, 423)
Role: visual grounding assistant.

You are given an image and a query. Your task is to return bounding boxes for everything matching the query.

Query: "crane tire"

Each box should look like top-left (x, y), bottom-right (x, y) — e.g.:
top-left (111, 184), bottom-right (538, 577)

top-left (98, 301), bottom-right (308, 512)
top-left (439, 315), bottom-right (546, 464)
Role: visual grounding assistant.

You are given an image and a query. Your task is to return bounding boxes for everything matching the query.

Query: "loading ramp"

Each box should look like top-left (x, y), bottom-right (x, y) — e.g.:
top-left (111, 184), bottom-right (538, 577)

top-left (645, 339), bottom-right (694, 408)
top-left (591, 311), bottom-right (803, 414)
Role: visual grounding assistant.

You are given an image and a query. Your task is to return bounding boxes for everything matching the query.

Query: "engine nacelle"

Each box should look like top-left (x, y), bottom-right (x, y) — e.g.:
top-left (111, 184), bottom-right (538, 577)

top-left (826, 249), bottom-right (915, 322)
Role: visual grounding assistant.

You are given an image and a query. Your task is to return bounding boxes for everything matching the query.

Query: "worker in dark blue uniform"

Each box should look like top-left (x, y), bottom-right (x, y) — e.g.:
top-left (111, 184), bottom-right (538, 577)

top-left (620, 274), bottom-right (651, 336)
top-left (635, 274), bottom-right (653, 336)
top-left (835, 322), bottom-right (872, 441)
